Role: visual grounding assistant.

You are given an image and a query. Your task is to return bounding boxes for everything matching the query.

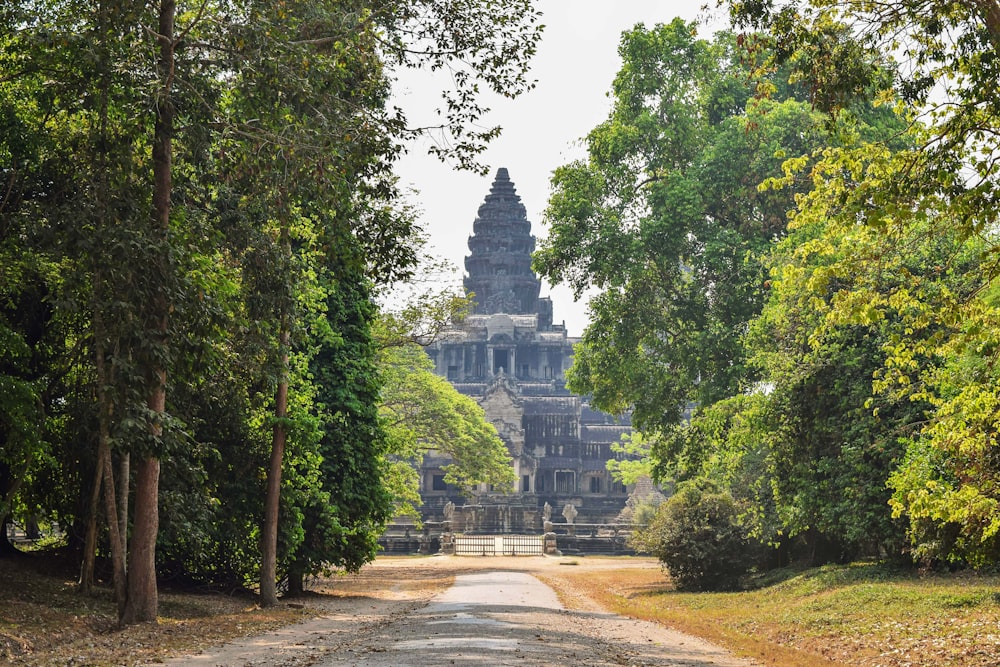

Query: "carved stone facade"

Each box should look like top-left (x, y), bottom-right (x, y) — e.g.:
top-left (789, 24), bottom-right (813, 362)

top-left (420, 168), bottom-right (633, 535)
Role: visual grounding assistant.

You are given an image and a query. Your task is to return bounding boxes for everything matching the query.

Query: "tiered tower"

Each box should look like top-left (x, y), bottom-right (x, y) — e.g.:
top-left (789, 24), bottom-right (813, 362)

top-left (463, 168), bottom-right (542, 316)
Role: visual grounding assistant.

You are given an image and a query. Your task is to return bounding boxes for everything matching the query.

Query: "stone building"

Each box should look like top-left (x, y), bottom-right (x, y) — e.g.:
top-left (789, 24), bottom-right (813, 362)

top-left (419, 168), bottom-right (633, 534)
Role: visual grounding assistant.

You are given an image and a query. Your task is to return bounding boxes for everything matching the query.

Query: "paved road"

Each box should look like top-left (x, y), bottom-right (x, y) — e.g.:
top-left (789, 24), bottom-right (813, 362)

top-left (316, 571), bottom-right (755, 667)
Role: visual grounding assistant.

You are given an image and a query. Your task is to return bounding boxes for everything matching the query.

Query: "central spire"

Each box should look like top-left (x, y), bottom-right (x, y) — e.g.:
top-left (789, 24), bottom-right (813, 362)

top-left (464, 168), bottom-right (541, 315)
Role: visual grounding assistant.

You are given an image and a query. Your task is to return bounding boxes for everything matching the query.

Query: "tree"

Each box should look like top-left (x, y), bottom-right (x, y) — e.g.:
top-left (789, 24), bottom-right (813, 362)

top-left (0, 1), bottom-right (152, 611)
top-left (742, 106), bottom-right (993, 563)
top-left (632, 479), bottom-right (756, 591)
top-left (0, 30), bottom-right (51, 556)
top-left (285, 232), bottom-right (393, 595)
top-left (535, 22), bottom-right (828, 435)
top-left (0, 314), bottom-right (47, 557)
top-left (653, 393), bottom-right (783, 553)
top-left (727, 0), bottom-right (1000, 566)
top-left (1, 0), bottom-right (543, 621)
top-left (376, 322), bottom-right (516, 516)
top-left (606, 432), bottom-right (656, 487)
top-left (536, 17), bottom-right (949, 567)
top-left (207, 0), bottom-right (542, 606)
top-left (651, 128), bottom-right (979, 564)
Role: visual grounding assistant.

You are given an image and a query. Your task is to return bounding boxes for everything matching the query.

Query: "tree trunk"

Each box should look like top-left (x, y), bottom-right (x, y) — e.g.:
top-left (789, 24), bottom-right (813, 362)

top-left (0, 511), bottom-right (20, 558)
top-left (100, 440), bottom-right (127, 616)
top-left (87, 254), bottom-right (129, 607)
top-left (260, 329), bottom-right (290, 607)
top-left (83, 283), bottom-right (128, 607)
top-left (120, 0), bottom-right (174, 626)
top-left (0, 464), bottom-right (24, 557)
top-left (117, 452), bottom-right (129, 566)
top-left (287, 563), bottom-right (304, 597)
top-left (120, 456), bottom-right (159, 624)
top-left (78, 447), bottom-right (104, 593)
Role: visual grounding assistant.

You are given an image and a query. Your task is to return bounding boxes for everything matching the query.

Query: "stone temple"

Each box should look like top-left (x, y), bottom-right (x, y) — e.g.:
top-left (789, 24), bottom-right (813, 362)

top-left (416, 168), bottom-right (634, 540)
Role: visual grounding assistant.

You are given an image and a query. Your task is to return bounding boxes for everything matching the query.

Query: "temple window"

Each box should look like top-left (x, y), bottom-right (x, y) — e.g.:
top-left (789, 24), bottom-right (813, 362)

top-left (556, 471), bottom-right (574, 493)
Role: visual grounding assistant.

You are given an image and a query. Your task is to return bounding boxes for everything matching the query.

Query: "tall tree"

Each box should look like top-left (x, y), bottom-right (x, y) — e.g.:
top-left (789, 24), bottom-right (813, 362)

top-left (536, 18), bottom-right (935, 565)
top-left (118, 0), bottom-right (175, 625)
top-left (0, 1), bottom-right (150, 606)
top-left (210, 0), bottom-right (541, 604)
top-left (1, 0), bottom-right (542, 619)
top-left (535, 22), bottom-right (826, 435)
top-left (287, 233), bottom-right (391, 594)
top-left (728, 0), bottom-right (1000, 566)
top-left (741, 207), bottom-right (973, 560)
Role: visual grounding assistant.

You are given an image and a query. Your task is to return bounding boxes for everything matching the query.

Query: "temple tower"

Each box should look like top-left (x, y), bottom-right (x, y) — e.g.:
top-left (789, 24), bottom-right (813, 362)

top-left (463, 168), bottom-right (543, 317)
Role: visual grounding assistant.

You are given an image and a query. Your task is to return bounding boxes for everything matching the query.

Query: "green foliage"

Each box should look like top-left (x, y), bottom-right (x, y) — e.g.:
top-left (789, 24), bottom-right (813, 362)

top-left (0, 0), bottom-right (541, 613)
top-left (886, 297), bottom-right (1000, 566)
top-left (374, 259), bottom-right (516, 515)
top-left (606, 431), bottom-right (655, 487)
top-left (377, 332), bottom-right (515, 515)
top-left (632, 479), bottom-right (757, 591)
top-left (536, 23), bottom-right (830, 434)
top-left (298, 253), bottom-right (393, 575)
top-left (627, 495), bottom-right (664, 527)
top-left (0, 322), bottom-right (46, 521)
top-left (653, 393), bottom-right (781, 546)
top-left (726, 0), bottom-right (1000, 567)
top-left (732, 126), bottom-right (986, 561)
top-left (537, 18), bottom-right (917, 568)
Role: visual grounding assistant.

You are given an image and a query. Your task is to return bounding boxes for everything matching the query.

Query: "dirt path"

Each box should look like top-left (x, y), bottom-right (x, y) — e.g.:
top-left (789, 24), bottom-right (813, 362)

top-left (156, 556), bottom-right (757, 667)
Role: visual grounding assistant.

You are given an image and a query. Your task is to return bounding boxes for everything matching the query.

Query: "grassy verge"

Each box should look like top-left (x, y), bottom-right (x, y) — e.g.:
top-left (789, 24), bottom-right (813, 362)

top-left (5, 551), bottom-right (1000, 666)
top-left (536, 561), bottom-right (1000, 667)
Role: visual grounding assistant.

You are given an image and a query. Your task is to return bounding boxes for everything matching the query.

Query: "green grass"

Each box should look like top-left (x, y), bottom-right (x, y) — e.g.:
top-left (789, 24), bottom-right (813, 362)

top-left (542, 562), bottom-right (1000, 667)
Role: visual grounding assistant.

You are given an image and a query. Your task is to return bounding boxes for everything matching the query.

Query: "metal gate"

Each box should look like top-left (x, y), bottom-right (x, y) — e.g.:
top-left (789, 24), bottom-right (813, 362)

top-left (453, 534), bottom-right (543, 556)
top-left (454, 535), bottom-right (497, 556)
top-left (502, 534), bottom-right (543, 555)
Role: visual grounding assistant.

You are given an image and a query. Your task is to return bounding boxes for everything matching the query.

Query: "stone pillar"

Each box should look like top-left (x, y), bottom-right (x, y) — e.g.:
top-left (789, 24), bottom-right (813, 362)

top-left (439, 530), bottom-right (455, 555)
top-left (418, 525), bottom-right (432, 554)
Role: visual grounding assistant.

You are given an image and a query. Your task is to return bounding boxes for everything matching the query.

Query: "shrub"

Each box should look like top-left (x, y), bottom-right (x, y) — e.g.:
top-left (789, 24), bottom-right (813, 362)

top-left (632, 479), bottom-right (756, 591)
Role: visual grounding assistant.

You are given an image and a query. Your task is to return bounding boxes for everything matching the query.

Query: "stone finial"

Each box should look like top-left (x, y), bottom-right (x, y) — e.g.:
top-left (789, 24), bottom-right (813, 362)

top-left (562, 503), bottom-right (578, 524)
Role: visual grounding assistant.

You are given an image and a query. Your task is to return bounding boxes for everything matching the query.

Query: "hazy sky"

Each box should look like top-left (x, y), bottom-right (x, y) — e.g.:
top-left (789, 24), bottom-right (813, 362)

top-left (392, 1), bottom-right (720, 336)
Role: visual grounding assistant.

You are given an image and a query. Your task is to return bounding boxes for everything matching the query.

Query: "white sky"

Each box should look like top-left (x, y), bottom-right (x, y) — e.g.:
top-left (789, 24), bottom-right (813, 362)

top-left (392, 1), bottom-right (721, 336)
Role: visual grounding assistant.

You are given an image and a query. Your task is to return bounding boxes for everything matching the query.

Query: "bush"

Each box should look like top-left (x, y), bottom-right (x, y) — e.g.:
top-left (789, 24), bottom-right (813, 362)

top-left (632, 479), bottom-right (756, 591)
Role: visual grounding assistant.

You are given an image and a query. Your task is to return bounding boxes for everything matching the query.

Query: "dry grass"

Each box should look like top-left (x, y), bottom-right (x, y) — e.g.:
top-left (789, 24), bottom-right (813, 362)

top-left (6, 551), bottom-right (1000, 667)
top-left (0, 552), bottom-right (311, 667)
top-left (0, 551), bottom-right (457, 667)
top-left (536, 561), bottom-right (1000, 667)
